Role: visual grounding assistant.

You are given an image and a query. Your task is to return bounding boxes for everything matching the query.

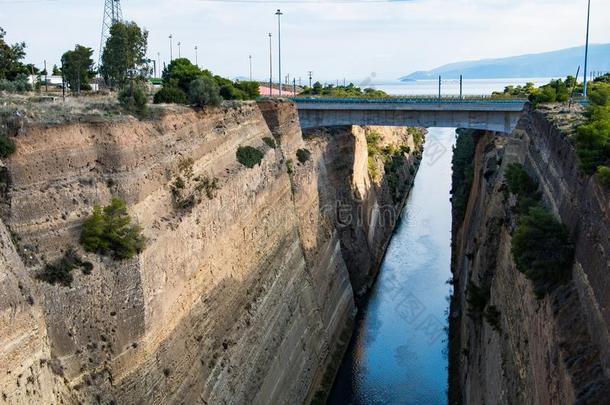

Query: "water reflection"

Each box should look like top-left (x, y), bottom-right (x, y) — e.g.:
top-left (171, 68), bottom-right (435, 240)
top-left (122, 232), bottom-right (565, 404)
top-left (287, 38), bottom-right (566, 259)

top-left (327, 128), bottom-right (455, 405)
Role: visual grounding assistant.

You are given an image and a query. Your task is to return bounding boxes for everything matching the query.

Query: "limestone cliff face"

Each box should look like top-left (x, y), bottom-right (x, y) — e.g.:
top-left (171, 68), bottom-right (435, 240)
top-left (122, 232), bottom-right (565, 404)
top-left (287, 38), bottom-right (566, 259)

top-left (0, 100), bottom-right (420, 404)
top-left (450, 107), bottom-right (610, 404)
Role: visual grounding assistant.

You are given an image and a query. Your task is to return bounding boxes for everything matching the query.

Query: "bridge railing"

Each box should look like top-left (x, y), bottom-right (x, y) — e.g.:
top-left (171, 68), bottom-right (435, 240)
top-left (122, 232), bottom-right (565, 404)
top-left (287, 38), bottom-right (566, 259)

top-left (285, 96), bottom-right (529, 104)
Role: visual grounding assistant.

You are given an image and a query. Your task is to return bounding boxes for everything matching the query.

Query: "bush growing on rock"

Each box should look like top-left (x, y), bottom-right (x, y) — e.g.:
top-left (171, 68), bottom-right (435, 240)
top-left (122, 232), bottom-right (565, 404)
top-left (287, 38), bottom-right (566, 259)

top-left (80, 198), bottom-right (146, 260)
top-left (118, 82), bottom-right (149, 117)
top-left (512, 207), bottom-right (574, 298)
top-left (597, 166), bottom-right (610, 188)
top-left (506, 163), bottom-right (574, 298)
top-left (236, 146), bottom-right (264, 168)
top-left (189, 76), bottom-right (222, 107)
top-left (37, 248), bottom-right (93, 287)
top-left (153, 86), bottom-right (188, 104)
top-left (262, 137), bottom-right (276, 149)
top-left (0, 133), bottom-right (16, 158)
top-left (296, 148), bottom-right (312, 164)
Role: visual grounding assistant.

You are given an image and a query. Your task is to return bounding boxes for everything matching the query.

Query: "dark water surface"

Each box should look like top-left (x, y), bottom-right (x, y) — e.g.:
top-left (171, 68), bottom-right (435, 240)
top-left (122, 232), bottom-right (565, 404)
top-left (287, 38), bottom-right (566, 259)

top-left (327, 128), bottom-right (455, 405)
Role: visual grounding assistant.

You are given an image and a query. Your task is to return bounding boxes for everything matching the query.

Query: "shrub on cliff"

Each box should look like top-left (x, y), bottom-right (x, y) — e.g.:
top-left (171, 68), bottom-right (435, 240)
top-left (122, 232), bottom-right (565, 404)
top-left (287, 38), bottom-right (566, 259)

top-left (153, 85), bottom-right (188, 104)
top-left (262, 137), bottom-right (276, 149)
top-left (452, 129), bottom-right (478, 223)
top-left (504, 163), bottom-right (542, 214)
top-left (118, 81), bottom-right (149, 117)
top-left (80, 198), bottom-right (146, 260)
top-left (189, 77), bottom-right (222, 107)
top-left (597, 166), bottom-right (610, 188)
top-left (37, 248), bottom-right (93, 287)
top-left (236, 146), bottom-right (264, 168)
top-left (296, 148), bottom-right (311, 164)
top-left (512, 207), bottom-right (574, 298)
top-left (0, 133), bottom-right (16, 158)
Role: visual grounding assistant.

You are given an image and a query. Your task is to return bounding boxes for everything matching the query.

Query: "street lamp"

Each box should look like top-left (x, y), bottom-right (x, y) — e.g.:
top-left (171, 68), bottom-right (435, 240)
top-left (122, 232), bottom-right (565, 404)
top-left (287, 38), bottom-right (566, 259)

top-left (249, 55), bottom-right (253, 81)
top-left (195, 46), bottom-right (198, 67)
top-left (583, 0), bottom-right (591, 99)
top-left (157, 52), bottom-right (160, 77)
top-left (268, 33), bottom-right (273, 96)
top-left (169, 35), bottom-right (173, 61)
top-left (275, 9), bottom-right (283, 96)
top-left (178, 42), bottom-right (181, 59)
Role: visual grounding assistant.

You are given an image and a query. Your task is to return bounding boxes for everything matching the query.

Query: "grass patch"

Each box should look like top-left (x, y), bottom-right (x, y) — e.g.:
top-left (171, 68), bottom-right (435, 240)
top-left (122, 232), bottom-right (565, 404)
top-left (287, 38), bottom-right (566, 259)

top-left (80, 198), bottom-right (146, 260)
top-left (37, 248), bottom-right (93, 287)
top-left (236, 146), bottom-right (264, 168)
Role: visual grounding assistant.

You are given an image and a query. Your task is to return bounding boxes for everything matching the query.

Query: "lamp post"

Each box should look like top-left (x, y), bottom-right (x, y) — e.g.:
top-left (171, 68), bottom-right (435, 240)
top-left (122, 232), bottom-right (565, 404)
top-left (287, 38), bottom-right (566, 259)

top-left (249, 55), bottom-right (253, 81)
top-left (583, 0), bottom-right (591, 99)
top-left (195, 46), bottom-right (198, 67)
top-left (169, 35), bottom-right (173, 61)
top-left (157, 52), bottom-right (160, 77)
top-left (177, 42), bottom-right (181, 59)
top-left (275, 9), bottom-right (283, 96)
top-left (268, 33), bottom-right (273, 96)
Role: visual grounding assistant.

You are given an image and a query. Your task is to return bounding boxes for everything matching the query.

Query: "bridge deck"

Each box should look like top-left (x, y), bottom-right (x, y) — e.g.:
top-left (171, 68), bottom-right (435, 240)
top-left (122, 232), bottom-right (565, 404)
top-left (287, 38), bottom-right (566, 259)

top-left (289, 97), bottom-right (528, 112)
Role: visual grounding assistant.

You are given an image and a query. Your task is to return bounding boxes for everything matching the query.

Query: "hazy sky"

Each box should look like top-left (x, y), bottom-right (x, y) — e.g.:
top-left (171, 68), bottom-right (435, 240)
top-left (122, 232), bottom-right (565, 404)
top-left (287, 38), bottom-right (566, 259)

top-left (1, 0), bottom-right (609, 82)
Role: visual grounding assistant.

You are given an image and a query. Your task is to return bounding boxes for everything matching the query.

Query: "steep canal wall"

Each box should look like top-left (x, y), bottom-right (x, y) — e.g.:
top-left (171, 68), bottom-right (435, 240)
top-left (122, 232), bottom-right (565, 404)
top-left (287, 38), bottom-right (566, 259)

top-left (450, 106), bottom-right (610, 404)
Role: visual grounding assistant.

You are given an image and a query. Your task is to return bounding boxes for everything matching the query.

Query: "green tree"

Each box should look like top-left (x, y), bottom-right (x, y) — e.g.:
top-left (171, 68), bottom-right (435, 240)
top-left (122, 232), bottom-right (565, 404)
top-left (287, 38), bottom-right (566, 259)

top-left (0, 27), bottom-right (27, 80)
top-left (52, 64), bottom-right (61, 76)
top-left (162, 58), bottom-right (205, 93)
top-left (61, 45), bottom-right (94, 93)
top-left (189, 76), bottom-right (222, 107)
top-left (100, 21), bottom-right (149, 88)
top-left (80, 198), bottom-right (146, 260)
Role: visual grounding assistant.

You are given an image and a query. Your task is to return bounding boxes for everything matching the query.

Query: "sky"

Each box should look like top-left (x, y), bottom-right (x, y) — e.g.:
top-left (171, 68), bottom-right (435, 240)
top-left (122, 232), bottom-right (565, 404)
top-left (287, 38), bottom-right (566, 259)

top-left (1, 0), bottom-right (609, 83)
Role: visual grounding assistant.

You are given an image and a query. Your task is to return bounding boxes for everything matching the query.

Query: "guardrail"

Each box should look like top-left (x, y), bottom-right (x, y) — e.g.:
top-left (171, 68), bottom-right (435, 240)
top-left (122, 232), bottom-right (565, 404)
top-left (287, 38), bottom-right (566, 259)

top-left (286, 96), bottom-right (529, 105)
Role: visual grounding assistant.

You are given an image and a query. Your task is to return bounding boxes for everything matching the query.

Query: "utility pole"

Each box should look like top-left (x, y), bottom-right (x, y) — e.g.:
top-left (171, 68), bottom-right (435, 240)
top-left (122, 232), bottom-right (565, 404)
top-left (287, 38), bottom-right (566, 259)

top-left (293, 78), bottom-right (296, 95)
top-left (308, 71), bottom-right (313, 88)
top-left (157, 52), bottom-right (161, 76)
top-left (178, 42), bottom-right (181, 59)
top-left (275, 9), bottom-right (283, 96)
top-left (169, 35), bottom-right (173, 61)
top-left (583, 0), bottom-right (591, 99)
top-left (460, 74), bottom-right (463, 99)
top-left (195, 46), bottom-right (198, 67)
top-left (44, 60), bottom-right (48, 92)
top-left (249, 55), bottom-right (253, 81)
top-left (438, 75), bottom-right (442, 100)
top-left (268, 33), bottom-right (273, 96)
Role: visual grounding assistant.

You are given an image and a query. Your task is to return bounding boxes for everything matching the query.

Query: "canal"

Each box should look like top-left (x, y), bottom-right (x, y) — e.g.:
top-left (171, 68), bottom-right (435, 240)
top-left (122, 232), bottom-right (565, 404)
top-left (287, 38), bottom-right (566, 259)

top-left (327, 127), bottom-right (455, 404)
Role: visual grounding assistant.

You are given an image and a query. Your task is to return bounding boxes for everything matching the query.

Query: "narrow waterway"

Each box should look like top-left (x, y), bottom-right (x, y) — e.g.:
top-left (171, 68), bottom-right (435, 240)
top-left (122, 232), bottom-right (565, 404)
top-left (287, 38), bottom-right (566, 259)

top-left (328, 128), bottom-right (456, 405)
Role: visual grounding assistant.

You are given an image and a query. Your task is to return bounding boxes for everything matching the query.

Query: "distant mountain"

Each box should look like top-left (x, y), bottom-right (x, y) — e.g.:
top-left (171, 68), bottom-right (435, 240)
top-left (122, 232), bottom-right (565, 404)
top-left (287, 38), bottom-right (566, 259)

top-left (400, 44), bottom-right (610, 81)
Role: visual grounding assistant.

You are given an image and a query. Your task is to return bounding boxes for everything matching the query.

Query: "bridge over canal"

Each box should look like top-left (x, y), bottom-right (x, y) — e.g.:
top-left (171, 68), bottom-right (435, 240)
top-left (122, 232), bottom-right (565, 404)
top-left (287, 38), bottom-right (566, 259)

top-left (290, 97), bottom-right (529, 133)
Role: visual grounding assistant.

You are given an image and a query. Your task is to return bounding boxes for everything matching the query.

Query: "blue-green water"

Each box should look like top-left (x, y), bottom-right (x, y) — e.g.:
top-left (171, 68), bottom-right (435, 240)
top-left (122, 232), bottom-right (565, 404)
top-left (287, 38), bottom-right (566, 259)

top-left (327, 128), bottom-right (455, 405)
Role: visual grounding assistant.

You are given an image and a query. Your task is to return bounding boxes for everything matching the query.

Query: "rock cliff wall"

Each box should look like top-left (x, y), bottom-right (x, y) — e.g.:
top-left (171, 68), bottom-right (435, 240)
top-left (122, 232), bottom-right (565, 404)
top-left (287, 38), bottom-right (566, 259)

top-left (0, 100), bottom-right (420, 404)
top-left (450, 107), bottom-right (610, 404)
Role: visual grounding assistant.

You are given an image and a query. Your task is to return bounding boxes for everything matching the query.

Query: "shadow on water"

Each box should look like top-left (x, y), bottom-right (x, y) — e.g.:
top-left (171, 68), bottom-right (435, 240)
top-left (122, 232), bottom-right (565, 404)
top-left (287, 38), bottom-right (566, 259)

top-left (327, 128), bottom-right (456, 405)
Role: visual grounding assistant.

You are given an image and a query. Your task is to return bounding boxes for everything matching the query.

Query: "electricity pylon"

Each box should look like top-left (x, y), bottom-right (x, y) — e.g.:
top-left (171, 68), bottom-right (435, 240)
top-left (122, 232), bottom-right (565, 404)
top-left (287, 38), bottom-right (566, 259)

top-left (99, 0), bottom-right (124, 68)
